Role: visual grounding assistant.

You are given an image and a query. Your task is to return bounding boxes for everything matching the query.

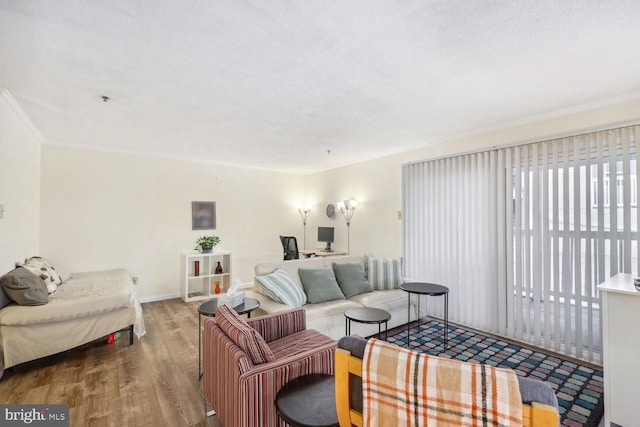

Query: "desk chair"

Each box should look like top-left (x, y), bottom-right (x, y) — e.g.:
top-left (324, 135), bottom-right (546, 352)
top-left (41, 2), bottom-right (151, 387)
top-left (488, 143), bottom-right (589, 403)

top-left (279, 236), bottom-right (299, 260)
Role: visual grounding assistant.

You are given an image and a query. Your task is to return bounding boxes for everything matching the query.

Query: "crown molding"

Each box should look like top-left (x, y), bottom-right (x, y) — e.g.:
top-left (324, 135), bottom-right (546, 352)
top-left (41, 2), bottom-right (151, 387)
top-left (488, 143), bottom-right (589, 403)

top-left (0, 89), bottom-right (45, 143)
top-left (442, 91), bottom-right (640, 145)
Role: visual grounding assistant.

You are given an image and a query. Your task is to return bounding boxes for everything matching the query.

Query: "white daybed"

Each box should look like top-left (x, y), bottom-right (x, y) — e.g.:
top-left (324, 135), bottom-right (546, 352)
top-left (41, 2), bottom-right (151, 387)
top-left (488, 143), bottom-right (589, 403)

top-left (0, 268), bottom-right (145, 378)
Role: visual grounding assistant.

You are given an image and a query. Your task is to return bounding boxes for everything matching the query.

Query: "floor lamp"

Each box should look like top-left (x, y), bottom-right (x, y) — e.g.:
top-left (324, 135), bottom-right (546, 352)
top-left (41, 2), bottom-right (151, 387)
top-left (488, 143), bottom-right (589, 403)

top-left (298, 207), bottom-right (311, 249)
top-left (337, 200), bottom-right (357, 254)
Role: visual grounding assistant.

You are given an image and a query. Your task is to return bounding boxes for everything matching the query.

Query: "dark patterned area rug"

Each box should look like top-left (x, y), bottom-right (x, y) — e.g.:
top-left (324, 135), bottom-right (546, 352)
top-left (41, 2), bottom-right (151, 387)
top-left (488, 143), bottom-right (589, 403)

top-left (385, 319), bottom-right (604, 427)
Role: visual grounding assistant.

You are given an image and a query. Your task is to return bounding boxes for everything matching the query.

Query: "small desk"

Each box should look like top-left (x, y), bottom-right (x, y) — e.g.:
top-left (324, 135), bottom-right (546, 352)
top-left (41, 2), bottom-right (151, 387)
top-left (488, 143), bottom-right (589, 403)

top-left (300, 250), bottom-right (347, 257)
top-left (344, 307), bottom-right (391, 340)
top-left (276, 374), bottom-right (339, 427)
top-left (400, 282), bottom-right (449, 349)
top-left (198, 297), bottom-right (260, 379)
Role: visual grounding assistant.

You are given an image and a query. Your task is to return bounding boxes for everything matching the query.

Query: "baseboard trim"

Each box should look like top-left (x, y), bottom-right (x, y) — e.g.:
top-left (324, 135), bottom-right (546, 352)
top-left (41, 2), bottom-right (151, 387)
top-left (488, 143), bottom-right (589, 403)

top-left (138, 283), bottom-right (253, 304)
top-left (139, 292), bottom-right (180, 304)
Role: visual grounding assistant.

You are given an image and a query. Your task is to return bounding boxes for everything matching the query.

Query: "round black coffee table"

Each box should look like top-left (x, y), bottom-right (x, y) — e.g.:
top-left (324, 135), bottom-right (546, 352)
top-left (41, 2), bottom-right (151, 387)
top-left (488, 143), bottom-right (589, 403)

top-left (400, 282), bottom-right (449, 349)
top-left (198, 297), bottom-right (260, 379)
top-left (344, 307), bottom-right (391, 340)
top-left (276, 373), bottom-right (338, 427)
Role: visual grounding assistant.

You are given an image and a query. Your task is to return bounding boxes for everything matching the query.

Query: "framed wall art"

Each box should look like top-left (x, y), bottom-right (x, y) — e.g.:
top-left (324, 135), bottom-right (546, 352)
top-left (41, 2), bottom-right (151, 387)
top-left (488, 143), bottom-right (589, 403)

top-left (192, 201), bottom-right (216, 230)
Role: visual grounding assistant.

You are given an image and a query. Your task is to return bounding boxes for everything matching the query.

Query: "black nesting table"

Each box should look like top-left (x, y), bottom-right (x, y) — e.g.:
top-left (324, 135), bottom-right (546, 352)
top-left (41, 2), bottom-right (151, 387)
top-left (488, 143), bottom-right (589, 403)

top-left (276, 374), bottom-right (339, 427)
top-left (400, 282), bottom-right (449, 349)
top-left (344, 307), bottom-right (391, 340)
top-left (198, 297), bottom-right (260, 379)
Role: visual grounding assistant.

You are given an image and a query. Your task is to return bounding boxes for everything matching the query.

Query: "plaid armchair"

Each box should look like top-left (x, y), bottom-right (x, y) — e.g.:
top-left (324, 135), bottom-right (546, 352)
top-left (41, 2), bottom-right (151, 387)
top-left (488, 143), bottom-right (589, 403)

top-left (203, 306), bottom-right (337, 427)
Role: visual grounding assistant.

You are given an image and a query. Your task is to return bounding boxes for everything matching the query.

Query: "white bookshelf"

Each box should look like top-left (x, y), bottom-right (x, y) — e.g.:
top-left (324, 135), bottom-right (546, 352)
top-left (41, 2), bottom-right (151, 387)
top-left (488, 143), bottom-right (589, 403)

top-left (180, 251), bottom-right (231, 302)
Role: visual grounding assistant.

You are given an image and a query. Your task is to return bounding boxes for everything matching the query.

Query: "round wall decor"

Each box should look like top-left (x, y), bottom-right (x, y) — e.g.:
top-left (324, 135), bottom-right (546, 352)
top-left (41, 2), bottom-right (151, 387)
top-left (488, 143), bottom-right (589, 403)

top-left (325, 203), bottom-right (337, 219)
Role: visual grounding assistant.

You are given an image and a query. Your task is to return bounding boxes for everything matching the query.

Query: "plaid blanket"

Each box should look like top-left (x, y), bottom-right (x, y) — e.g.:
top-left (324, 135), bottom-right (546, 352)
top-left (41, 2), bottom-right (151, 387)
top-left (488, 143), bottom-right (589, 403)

top-left (362, 339), bottom-right (523, 426)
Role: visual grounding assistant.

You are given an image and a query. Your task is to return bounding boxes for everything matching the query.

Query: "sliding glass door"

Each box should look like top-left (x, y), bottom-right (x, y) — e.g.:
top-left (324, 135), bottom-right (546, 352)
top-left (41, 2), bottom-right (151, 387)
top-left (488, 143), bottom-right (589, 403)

top-left (403, 125), bottom-right (639, 363)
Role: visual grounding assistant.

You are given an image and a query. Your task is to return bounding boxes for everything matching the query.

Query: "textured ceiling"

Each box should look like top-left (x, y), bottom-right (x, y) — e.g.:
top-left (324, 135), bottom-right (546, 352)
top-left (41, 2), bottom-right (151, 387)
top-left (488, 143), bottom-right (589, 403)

top-left (1, 1), bottom-right (640, 174)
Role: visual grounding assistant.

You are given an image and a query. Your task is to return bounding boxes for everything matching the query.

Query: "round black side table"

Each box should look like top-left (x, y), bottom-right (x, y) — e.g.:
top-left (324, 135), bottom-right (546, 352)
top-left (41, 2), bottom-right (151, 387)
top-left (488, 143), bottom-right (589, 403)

top-left (198, 297), bottom-right (260, 379)
top-left (400, 282), bottom-right (449, 349)
top-left (344, 307), bottom-right (391, 340)
top-left (276, 373), bottom-right (339, 427)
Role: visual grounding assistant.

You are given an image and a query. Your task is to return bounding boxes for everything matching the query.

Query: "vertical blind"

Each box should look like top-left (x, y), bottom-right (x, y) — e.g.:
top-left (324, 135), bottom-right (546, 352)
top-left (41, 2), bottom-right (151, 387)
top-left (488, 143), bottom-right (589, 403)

top-left (402, 125), bottom-right (639, 363)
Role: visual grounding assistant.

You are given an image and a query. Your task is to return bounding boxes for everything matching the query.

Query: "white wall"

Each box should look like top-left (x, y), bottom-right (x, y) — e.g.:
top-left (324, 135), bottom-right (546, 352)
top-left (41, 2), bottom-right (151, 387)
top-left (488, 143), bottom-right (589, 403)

top-left (0, 90), bottom-right (41, 273)
top-left (35, 96), bottom-right (640, 301)
top-left (39, 146), bottom-right (304, 300)
top-left (306, 97), bottom-right (640, 259)
top-left (303, 155), bottom-right (404, 257)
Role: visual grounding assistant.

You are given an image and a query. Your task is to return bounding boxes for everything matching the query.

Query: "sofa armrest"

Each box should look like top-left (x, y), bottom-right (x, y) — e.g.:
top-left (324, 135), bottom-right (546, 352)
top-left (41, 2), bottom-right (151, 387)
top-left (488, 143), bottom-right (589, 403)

top-left (203, 318), bottom-right (254, 371)
top-left (247, 308), bottom-right (306, 343)
top-left (517, 376), bottom-right (559, 408)
top-left (203, 317), bottom-right (255, 422)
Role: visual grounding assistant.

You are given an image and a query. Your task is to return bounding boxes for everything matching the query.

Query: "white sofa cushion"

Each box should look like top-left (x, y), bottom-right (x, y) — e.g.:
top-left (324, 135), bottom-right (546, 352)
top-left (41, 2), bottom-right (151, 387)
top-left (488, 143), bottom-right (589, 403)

top-left (349, 289), bottom-right (409, 312)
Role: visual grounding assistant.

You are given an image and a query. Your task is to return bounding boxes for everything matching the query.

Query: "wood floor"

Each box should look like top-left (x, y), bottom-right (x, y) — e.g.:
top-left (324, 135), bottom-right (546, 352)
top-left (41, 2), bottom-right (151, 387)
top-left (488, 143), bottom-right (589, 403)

top-left (0, 298), bottom-right (223, 427)
top-left (0, 298), bottom-right (607, 426)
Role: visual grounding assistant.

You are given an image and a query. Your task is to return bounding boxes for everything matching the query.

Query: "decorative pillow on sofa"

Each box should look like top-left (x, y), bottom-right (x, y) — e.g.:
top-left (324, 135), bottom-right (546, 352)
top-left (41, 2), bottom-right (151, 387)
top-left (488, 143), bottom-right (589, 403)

top-left (298, 267), bottom-right (345, 303)
top-left (367, 256), bottom-right (403, 290)
top-left (0, 267), bottom-right (49, 306)
top-left (20, 256), bottom-right (62, 294)
top-left (332, 262), bottom-right (372, 298)
top-left (256, 268), bottom-right (307, 308)
top-left (215, 304), bottom-right (275, 365)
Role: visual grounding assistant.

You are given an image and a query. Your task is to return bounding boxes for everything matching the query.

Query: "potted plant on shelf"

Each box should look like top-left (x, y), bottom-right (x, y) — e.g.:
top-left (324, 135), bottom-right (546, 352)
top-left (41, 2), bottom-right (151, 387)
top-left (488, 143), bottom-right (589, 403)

top-left (195, 235), bottom-right (221, 253)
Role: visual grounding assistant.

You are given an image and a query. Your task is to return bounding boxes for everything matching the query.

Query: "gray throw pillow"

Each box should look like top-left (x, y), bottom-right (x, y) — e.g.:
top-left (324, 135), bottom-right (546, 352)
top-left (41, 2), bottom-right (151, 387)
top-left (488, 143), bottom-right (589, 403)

top-left (0, 267), bottom-right (49, 306)
top-left (332, 262), bottom-right (372, 298)
top-left (0, 285), bottom-right (11, 309)
top-left (298, 267), bottom-right (345, 303)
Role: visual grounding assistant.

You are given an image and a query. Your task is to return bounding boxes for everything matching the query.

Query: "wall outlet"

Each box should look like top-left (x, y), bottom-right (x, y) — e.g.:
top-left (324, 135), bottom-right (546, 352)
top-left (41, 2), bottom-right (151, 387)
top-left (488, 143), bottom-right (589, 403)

top-left (397, 210), bottom-right (402, 220)
top-left (132, 276), bottom-right (139, 285)
top-left (0, 204), bottom-right (4, 219)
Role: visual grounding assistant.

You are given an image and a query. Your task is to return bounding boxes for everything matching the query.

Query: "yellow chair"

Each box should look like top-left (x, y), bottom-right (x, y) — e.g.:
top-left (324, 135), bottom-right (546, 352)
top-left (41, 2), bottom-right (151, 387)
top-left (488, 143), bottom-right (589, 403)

top-left (335, 336), bottom-right (559, 427)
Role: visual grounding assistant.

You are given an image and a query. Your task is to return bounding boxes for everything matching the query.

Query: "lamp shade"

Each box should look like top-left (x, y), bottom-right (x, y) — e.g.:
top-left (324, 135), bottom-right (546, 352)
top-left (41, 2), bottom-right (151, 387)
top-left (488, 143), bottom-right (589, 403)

top-left (337, 200), bottom-right (357, 226)
top-left (298, 206), bottom-right (311, 224)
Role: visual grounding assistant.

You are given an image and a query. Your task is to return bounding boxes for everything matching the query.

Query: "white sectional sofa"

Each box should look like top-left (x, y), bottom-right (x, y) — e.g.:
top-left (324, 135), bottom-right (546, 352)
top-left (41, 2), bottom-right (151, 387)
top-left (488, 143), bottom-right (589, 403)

top-left (246, 254), bottom-right (424, 340)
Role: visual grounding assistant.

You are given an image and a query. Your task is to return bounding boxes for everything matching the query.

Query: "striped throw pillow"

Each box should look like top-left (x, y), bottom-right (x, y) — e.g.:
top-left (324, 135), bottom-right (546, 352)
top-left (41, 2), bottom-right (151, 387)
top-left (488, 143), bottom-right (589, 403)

top-left (367, 257), bottom-right (403, 290)
top-left (215, 304), bottom-right (275, 365)
top-left (256, 268), bottom-right (307, 308)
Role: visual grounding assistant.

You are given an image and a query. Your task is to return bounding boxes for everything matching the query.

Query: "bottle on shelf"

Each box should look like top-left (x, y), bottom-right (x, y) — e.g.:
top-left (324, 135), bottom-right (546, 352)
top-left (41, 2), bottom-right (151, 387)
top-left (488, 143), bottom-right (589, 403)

top-left (194, 260), bottom-right (200, 277)
top-left (215, 261), bottom-right (223, 274)
top-left (214, 281), bottom-right (221, 294)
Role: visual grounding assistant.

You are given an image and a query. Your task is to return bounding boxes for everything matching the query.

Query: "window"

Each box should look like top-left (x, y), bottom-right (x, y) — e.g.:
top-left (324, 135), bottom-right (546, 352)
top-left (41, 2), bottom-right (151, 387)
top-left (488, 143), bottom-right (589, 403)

top-left (403, 125), bottom-right (639, 363)
top-left (591, 160), bottom-right (638, 207)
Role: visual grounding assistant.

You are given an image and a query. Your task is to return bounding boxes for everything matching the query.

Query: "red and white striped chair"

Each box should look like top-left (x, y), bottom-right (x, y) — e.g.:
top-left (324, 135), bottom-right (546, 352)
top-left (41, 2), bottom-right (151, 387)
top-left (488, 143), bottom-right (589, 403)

top-left (203, 306), bottom-right (337, 427)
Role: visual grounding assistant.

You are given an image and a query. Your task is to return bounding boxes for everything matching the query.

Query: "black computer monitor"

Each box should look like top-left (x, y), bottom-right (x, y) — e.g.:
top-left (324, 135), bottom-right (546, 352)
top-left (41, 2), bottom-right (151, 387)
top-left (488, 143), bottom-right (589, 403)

top-left (317, 227), bottom-right (335, 252)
